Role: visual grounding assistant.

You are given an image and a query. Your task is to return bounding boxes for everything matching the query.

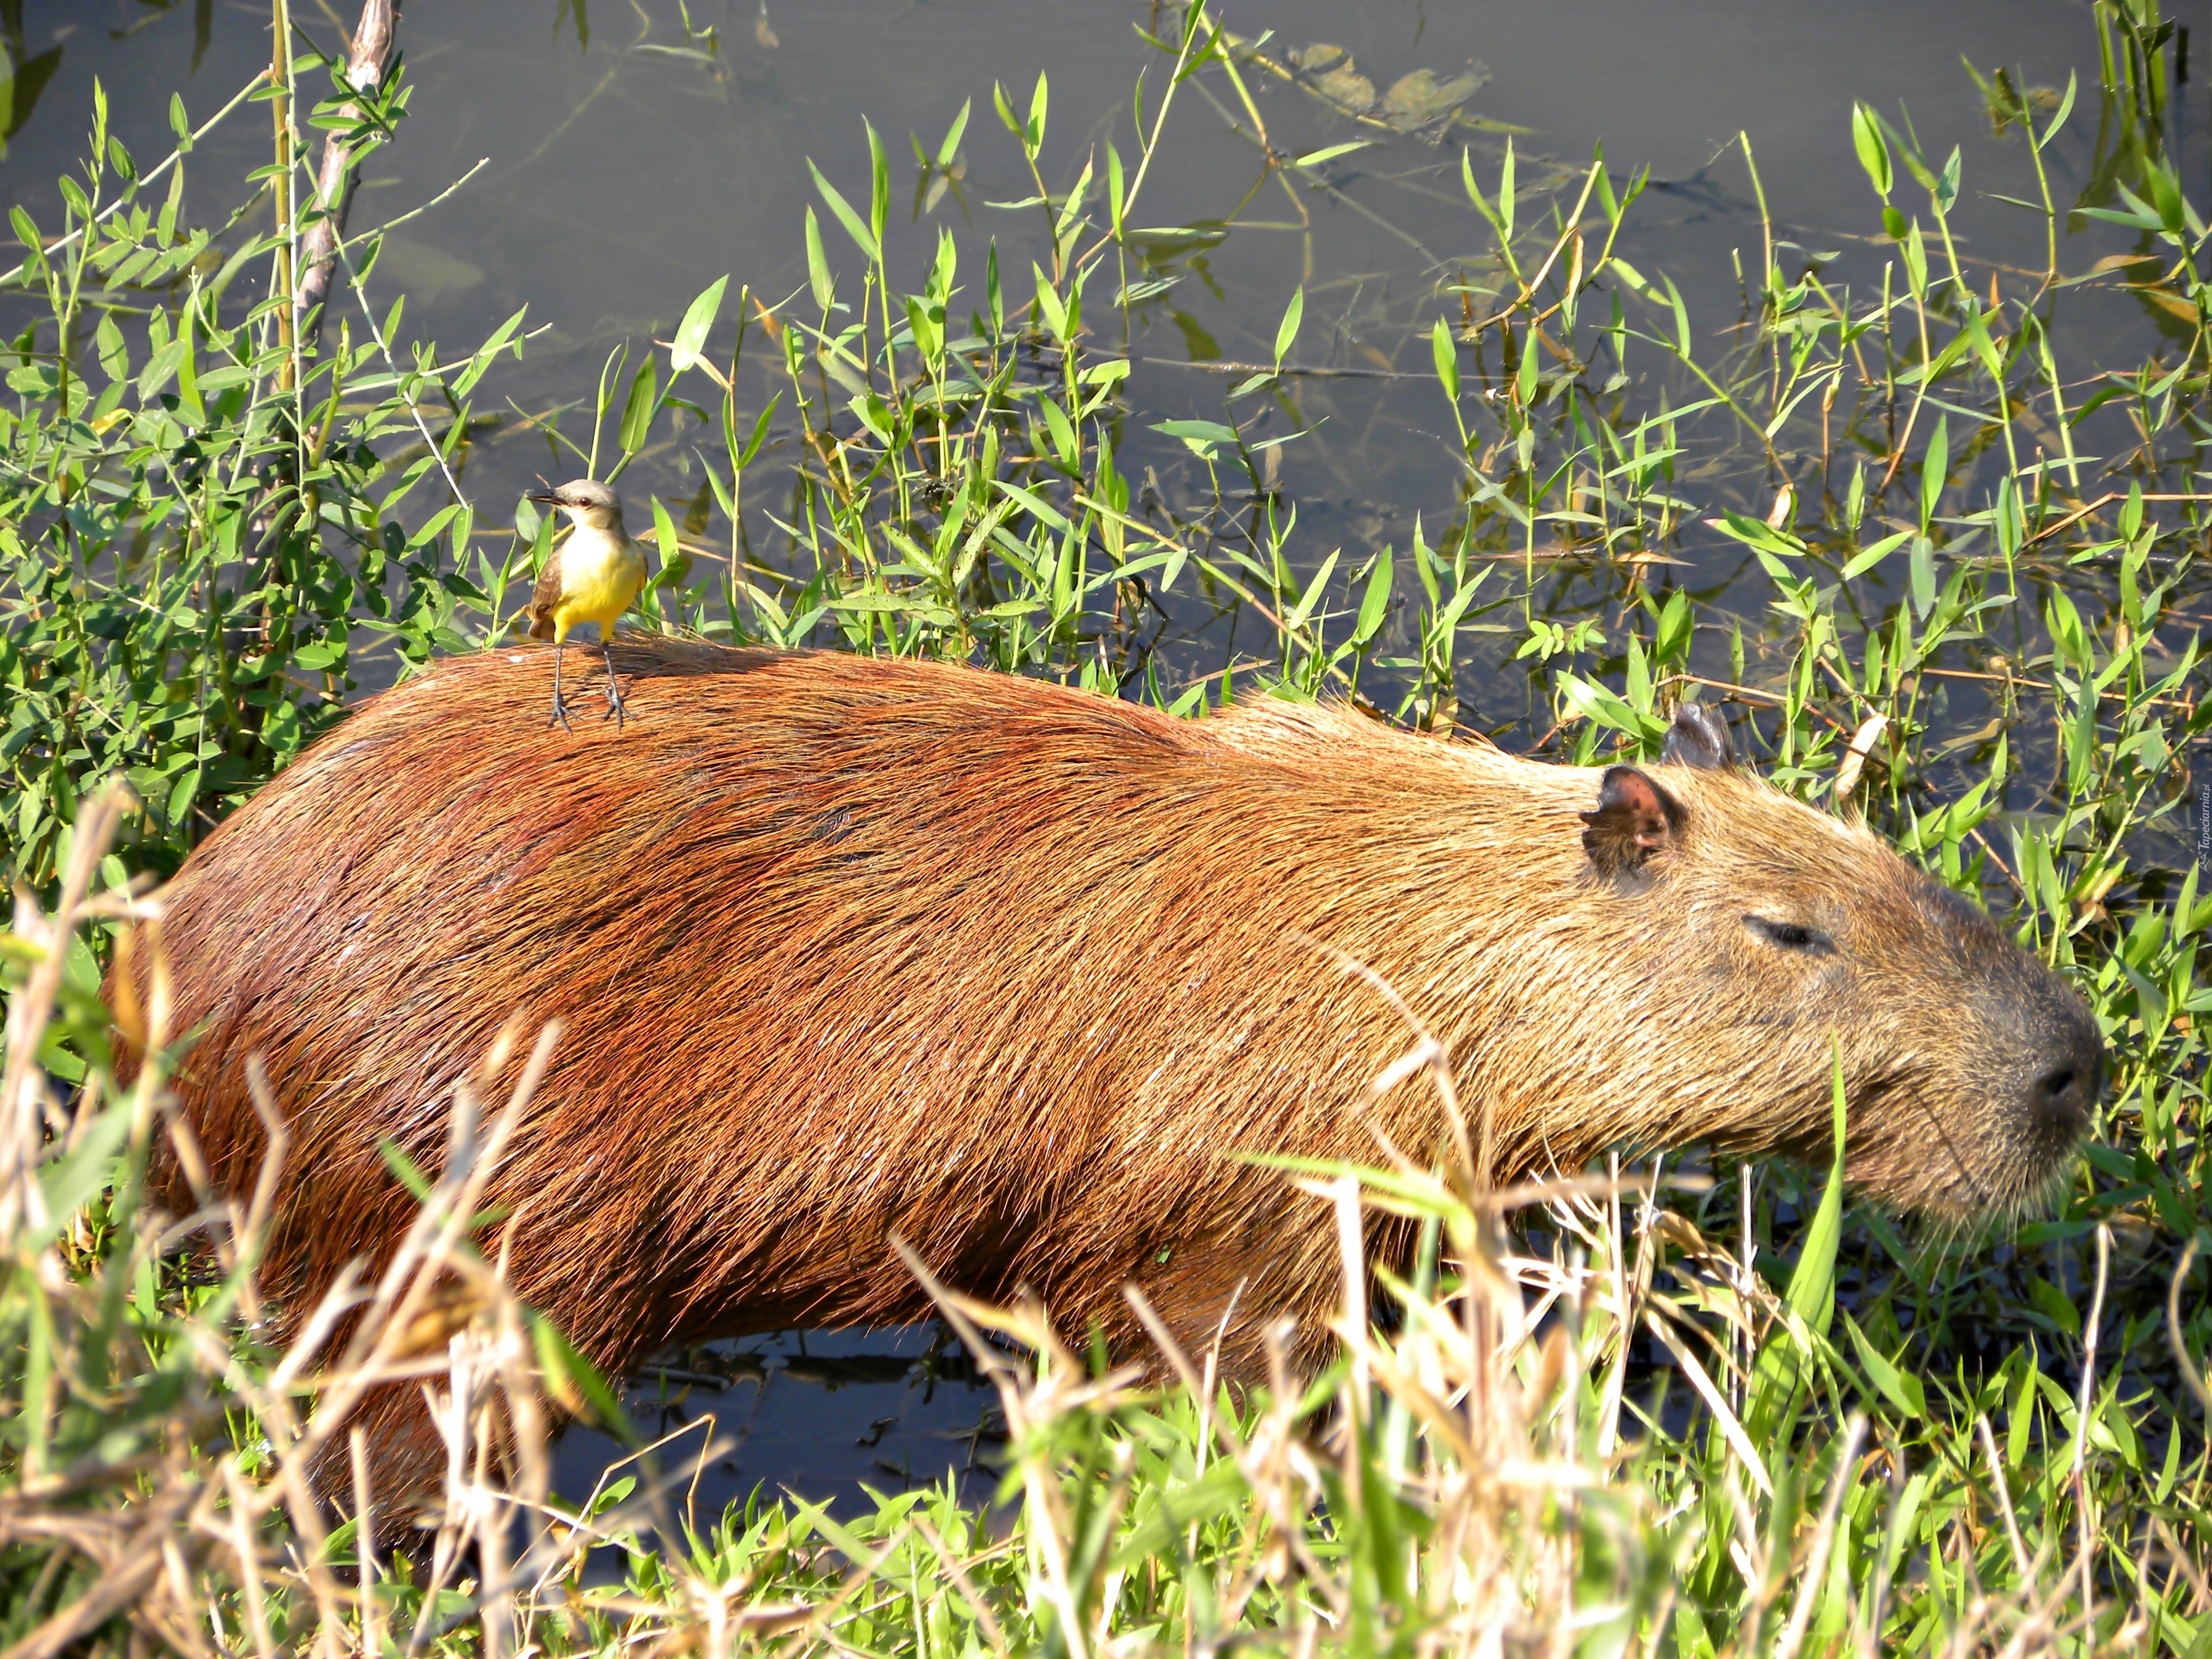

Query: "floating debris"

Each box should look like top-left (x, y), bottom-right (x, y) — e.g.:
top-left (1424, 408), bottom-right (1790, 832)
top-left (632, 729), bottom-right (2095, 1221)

top-left (1376, 67), bottom-right (1487, 132)
top-left (1280, 43), bottom-right (1490, 136)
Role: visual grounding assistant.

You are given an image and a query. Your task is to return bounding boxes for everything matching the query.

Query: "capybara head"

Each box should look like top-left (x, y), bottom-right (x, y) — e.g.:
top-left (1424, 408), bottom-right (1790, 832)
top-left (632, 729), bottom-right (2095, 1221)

top-left (1549, 702), bottom-right (2101, 1215)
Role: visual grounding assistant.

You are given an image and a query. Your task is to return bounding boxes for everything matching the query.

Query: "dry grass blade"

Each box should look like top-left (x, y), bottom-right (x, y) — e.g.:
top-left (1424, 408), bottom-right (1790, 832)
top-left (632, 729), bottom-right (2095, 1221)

top-left (1644, 1305), bottom-right (1773, 1498)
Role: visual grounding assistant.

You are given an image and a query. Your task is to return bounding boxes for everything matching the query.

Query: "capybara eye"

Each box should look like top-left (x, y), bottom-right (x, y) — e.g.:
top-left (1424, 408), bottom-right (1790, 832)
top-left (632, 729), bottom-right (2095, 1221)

top-left (1744, 915), bottom-right (1835, 954)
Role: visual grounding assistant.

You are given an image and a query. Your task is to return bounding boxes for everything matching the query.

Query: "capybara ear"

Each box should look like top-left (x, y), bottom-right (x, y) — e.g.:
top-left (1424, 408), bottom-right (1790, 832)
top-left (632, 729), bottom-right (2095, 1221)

top-left (1661, 701), bottom-right (1734, 770)
top-left (1579, 765), bottom-right (1687, 876)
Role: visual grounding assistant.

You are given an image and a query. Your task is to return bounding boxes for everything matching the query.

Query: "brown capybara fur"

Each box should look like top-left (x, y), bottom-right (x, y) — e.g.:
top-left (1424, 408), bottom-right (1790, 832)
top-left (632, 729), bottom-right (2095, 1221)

top-left (119, 639), bottom-right (2101, 1502)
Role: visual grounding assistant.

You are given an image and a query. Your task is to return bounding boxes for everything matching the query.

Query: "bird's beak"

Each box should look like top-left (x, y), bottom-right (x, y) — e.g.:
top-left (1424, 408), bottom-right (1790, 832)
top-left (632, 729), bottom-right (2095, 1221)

top-left (526, 490), bottom-right (561, 505)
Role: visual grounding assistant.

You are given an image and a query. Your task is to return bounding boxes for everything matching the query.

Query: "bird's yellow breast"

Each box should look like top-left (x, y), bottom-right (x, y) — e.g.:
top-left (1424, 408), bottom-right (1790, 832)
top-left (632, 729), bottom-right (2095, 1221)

top-left (552, 529), bottom-right (647, 641)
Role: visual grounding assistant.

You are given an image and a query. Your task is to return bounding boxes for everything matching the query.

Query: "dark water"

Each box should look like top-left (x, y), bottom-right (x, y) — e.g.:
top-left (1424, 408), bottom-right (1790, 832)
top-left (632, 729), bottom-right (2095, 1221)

top-left (549, 1326), bottom-right (1009, 1526)
top-left (6, 0), bottom-right (2206, 1518)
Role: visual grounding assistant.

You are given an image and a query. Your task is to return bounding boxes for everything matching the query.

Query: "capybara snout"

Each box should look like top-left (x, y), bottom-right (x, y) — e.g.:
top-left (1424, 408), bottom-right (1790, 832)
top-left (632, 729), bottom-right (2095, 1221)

top-left (1830, 868), bottom-right (2105, 1214)
top-left (1918, 875), bottom-right (2105, 1192)
top-left (118, 641), bottom-right (2098, 1499)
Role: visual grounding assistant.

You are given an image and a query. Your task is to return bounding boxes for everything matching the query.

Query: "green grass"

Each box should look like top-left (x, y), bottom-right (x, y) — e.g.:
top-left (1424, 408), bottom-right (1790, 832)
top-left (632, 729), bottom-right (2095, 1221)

top-left (3, 0), bottom-right (2210, 1651)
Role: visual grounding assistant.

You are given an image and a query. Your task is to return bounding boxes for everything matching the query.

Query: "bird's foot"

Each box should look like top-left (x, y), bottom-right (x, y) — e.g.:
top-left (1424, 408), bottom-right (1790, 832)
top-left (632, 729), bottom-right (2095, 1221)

top-left (601, 653), bottom-right (629, 727)
top-left (547, 693), bottom-right (576, 732)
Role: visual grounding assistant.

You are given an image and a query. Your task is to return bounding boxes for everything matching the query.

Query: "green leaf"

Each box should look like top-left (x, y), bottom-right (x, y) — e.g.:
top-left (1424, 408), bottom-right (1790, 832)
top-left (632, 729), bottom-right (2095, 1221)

top-left (847, 391), bottom-right (894, 446)
top-left (531, 1313), bottom-right (634, 1438)
top-left (992, 477), bottom-right (1072, 531)
top-left (1909, 534), bottom-right (1936, 615)
top-left (316, 1517), bottom-right (362, 1568)
top-left (1293, 140), bottom-right (1374, 166)
top-left (1624, 632), bottom-right (1652, 711)
top-left (1031, 264), bottom-right (1070, 341)
top-left (1787, 1048), bottom-right (1850, 1335)
top-left (1655, 588), bottom-right (1691, 662)
top-left (2041, 72), bottom-right (2077, 146)
top-left (1152, 418), bottom-right (1239, 459)
top-left (1025, 70), bottom-right (1048, 156)
top-left (617, 358), bottom-right (658, 453)
top-left (1352, 549), bottom-right (1392, 647)
top-left (174, 305), bottom-right (204, 422)
top-left (137, 341), bottom-right (185, 400)
top-left (804, 207), bottom-right (834, 312)
top-left (1841, 1309), bottom-right (1926, 1417)
top-left (1272, 284), bottom-right (1303, 368)
top-left (936, 97), bottom-right (971, 168)
top-left (807, 159), bottom-right (879, 263)
top-left (1498, 136), bottom-right (1515, 242)
top-left (1901, 220), bottom-right (1928, 296)
top-left (377, 1137), bottom-right (434, 1203)
top-left (1712, 509), bottom-right (1807, 560)
top-left (408, 503), bottom-right (463, 552)
top-left (1851, 103), bottom-right (1892, 198)
top-left (454, 307), bottom-right (529, 396)
top-left (1431, 317), bottom-right (1458, 401)
top-left (826, 590), bottom-right (927, 614)
top-left (1745, 1048), bottom-right (1849, 1451)
top-left (670, 274), bottom-right (727, 373)
top-left (1840, 529), bottom-right (1913, 580)
top-left (866, 119), bottom-right (889, 254)
top-left (31, 1108), bottom-right (132, 1249)
top-left (1660, 272), bottom-right (1691, 357)
top-left (166, 766), bottom-right (201, 830)
top-left (649, 495), bottom-right (686, 583)
top-left (786, 1495), bottom-right (878, 1567)
top-left (1918, 414), bottom-right (1948, 530)
top-left (2027, 1275), bottom-right (2081, 1335)
top-left (1934, 144), bottom-right (1961, 213)
top-left (735, 390), bottom-right (780, 468)
top-left (1554, 671), bottom-right (1656, 739)
top-left (94, 312), bottom-right (129, 382)
top-left (10, 206), bottom-right (43, 269)
top-left (1039, 396), bottom-right (1078, 468)
top-left (904, 294), bottom-right (940, 364)
top-left (583, 1475), bottom-right (639, 1520)
top-left (1460, 147), bottom-right (1499, 230)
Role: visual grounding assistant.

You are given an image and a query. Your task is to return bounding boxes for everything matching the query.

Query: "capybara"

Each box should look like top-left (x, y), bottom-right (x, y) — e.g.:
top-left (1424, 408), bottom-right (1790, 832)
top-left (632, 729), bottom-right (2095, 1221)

top-left (119, 639), bottom-right (2100, 1498)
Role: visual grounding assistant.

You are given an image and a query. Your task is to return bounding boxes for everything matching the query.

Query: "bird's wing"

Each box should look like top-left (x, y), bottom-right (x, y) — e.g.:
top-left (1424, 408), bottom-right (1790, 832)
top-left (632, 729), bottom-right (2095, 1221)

top-left (524, 553), bottom-right (564, 639)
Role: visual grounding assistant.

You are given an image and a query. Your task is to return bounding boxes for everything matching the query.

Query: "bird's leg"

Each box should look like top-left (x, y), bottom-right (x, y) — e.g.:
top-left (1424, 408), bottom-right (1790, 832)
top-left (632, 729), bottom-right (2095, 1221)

top-left (601, 634), bottom-right (629, 727)
top-left (547, 639), bottom-right (575, 731)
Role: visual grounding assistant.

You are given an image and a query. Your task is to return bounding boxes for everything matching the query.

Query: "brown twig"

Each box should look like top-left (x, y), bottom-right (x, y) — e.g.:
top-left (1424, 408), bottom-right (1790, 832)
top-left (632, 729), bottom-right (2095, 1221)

top-left (2021, 490), bottom-right (2212, 547)
top-left (1134, 355), bottom-right (1420, 380)
top-left (294, 0), bottom-right (399, 348)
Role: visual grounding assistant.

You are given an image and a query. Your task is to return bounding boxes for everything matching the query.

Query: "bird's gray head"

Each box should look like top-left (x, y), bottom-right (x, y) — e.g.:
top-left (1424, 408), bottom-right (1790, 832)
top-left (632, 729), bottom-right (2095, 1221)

top-left (528, 478), bottom-right (624, 531)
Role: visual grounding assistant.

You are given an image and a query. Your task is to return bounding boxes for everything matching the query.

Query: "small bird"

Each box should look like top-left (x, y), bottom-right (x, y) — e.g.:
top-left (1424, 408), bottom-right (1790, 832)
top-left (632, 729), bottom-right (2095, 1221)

top-left (522, 479), bottom-right (648, 729)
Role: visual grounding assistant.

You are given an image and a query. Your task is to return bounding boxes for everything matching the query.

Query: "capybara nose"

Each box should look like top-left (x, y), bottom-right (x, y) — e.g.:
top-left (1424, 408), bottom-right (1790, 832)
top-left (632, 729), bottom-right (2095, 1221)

top-left (2031, 1014), bottom-right (2104, 1140)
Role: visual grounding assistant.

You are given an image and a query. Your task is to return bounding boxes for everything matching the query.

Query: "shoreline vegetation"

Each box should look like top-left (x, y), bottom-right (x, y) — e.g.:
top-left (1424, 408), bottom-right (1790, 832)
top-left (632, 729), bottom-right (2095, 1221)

top-left (3, 0), bottom-right (2210, 1651)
